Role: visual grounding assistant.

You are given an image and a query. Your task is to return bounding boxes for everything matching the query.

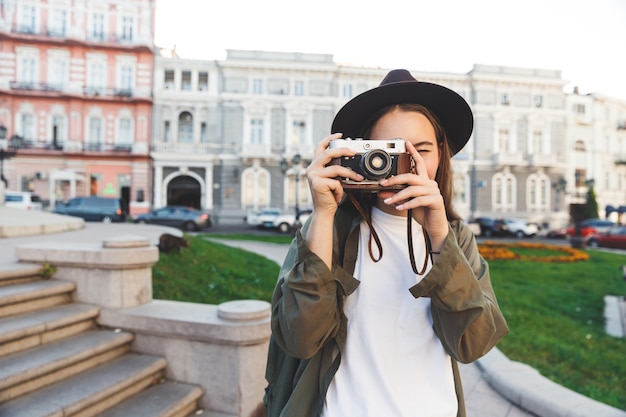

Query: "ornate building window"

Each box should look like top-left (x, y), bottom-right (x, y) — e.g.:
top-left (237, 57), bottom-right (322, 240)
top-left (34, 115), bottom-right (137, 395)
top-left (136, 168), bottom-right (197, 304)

top-left (242, 167), bottom-right (270, 208)
top-left (492, 172), bottom-right (516, 212)
top-left (118, 117), bottom-right (133, 145)
top-left (88, 116), bottom-right (103, 146)
top-left (250, 118), bottom-right (264, 145)
top-left (20, 113), bottom-right (36, 140)
top-left (527, 173), bottom-right (550, 212)
top-left (178, 111), bottom-right (193, 143)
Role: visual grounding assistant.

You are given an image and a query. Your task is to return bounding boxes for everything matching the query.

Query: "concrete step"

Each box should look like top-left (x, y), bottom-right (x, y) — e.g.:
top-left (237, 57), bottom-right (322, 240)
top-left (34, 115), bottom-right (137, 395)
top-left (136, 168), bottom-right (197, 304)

top-left (99, 381), bottom-right (203, 417)
top-left (0, 353), bottom-right (167, 417)
top-left (0, 303), bottom-right (100, 357)
top-left (0, 260), bottom-right (43, 287)
top-left (0, 279), bottom-right (75, 319)
top-left (0, 329), bottom-right (133, 402)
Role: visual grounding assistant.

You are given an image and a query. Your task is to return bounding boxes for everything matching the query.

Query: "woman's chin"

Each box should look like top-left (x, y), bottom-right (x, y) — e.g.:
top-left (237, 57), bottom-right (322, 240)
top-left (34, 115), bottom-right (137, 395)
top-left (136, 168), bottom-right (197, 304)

top-left (378, 190), bottom-right (396, 201)
top-left (376, 191), bottom-right (406, 217)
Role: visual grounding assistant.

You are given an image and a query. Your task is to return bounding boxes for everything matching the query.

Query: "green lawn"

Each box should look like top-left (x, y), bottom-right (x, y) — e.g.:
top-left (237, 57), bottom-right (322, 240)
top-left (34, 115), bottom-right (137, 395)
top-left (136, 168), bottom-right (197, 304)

top-left (152, 234), bottom-right (626, 410)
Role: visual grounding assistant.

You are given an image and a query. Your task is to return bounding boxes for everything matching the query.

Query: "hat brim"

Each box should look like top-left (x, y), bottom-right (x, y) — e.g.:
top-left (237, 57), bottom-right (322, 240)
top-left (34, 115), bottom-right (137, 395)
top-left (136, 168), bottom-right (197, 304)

top-left (331, 81), bottom-right (473, 155)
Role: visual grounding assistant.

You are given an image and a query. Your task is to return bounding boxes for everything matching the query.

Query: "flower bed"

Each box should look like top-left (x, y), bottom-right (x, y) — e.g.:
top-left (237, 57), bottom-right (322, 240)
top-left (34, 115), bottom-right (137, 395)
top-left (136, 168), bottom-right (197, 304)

top-left (478, 241), bottom-right (589, 262)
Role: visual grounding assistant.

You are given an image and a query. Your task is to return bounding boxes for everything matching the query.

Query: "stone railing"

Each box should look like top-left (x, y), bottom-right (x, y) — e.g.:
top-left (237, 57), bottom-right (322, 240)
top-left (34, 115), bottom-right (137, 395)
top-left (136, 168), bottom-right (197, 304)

top-left (15, 235), bottom-right (271, 417)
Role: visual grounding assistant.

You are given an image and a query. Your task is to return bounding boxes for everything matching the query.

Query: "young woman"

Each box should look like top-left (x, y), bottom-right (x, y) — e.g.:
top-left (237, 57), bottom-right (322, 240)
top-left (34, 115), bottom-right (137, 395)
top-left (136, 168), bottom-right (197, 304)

top-left (264, 69), bottom-right (509, 417)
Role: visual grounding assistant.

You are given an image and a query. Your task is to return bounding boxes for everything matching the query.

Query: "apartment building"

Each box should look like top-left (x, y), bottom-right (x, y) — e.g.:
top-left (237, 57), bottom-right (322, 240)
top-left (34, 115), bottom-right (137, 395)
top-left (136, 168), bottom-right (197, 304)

top-left (157, 50), bottom-right (624, 227)
top-left (152, 50), bottom-right (473, 223)
top-left (565, 91), bottom-right (626, 223)
top-left (0, 0), bottom-right (154, 215)
top-left (466, 64), bottom-right (569, 227)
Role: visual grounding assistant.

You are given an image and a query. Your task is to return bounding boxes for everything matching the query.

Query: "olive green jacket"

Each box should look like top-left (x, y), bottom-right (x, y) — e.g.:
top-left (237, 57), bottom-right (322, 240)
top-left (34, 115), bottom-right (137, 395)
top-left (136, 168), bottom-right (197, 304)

top-left (264, 206), bottom-right (509, 417)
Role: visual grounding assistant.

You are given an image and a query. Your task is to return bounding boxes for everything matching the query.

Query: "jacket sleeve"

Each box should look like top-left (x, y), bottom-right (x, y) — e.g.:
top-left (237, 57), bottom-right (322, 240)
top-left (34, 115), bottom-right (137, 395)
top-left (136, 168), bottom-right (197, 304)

top-left (269, 222), bottom-right (357, 360)
top-left (409, 221), bottom-right (509, 363)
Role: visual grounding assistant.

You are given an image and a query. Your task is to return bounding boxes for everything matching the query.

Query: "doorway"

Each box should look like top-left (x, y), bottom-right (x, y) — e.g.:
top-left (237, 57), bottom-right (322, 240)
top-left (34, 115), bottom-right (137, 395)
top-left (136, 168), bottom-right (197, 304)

top-left (167, 175), bottom-right (201, 209)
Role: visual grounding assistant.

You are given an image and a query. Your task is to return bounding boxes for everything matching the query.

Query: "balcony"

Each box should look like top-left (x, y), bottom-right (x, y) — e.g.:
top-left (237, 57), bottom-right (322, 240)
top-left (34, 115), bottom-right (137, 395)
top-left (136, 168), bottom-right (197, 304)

top-left (527, 153), bottom-right (557, 167)
top-left (83, 86), bottom-right (134, 99)
top-left (491, 152), bottom-right (525, 166)
top-left (5, 136), bottom-right (134, 154)
top-left (8, 24), bottom-right (151, 50)
top-left (9, 81), bottom-right (64, 92)
top-left (151, 141), bottom-right (221, 154)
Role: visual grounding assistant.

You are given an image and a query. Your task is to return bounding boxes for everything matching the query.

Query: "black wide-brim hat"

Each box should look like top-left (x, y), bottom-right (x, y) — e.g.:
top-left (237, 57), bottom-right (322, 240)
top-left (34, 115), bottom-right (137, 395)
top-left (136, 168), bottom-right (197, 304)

top-left (331, 69), bottom-right (473, 155)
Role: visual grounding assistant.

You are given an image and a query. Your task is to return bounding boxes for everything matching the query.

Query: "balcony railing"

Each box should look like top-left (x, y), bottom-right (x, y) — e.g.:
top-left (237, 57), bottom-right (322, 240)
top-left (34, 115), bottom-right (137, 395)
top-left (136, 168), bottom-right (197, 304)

top-left (491, 152), bottom-right (525, 165)
top-left (8, 82), bottom-right (137, 99)
top-left (83, 143), bottom-right (132, 152)
top-left (83, 86), bottom-right (134, 98)
top-left (10, 24), bottom-right (148, 47)
top-left (151, 142), bottom-right (220, 154)
top-left (9, 81), bottom-right (64, 92)
top-left (527, 153), bottom-right (557, 166)
top-left (4, 136), bottom-right (133, 153)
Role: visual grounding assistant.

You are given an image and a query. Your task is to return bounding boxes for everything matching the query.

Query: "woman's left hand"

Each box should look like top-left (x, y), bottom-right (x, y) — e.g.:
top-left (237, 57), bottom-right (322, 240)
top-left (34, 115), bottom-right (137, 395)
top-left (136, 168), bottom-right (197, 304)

top-left (378, 141), bottom-right (449, 248)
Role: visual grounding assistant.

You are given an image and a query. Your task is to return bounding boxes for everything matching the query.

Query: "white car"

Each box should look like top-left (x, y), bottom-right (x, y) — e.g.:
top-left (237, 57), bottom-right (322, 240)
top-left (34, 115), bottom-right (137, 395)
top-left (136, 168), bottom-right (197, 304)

top-left (246, 207), bottom-right (312, 233)
top-left (501, 218), bottom-right (538, 238)
top-left (245, 208), bottom-right (281, 227)
top-left (273, 209), bottom-right (312, 233)
top-left (4, 191), bottom-right (43, 210)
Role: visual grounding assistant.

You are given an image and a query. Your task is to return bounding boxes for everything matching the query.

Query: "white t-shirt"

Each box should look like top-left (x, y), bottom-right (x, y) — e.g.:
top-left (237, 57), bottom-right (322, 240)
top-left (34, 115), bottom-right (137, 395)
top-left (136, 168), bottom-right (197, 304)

top-left (322, 207), bottom-right (457, 417)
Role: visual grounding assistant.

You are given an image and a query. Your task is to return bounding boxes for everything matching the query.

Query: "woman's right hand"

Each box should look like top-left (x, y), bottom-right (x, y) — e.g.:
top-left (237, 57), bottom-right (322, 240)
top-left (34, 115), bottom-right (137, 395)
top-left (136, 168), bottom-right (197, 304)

top-left (306, 133), bottom-right (363, 215)
top-left (303, 133), bottom-right (363, 268)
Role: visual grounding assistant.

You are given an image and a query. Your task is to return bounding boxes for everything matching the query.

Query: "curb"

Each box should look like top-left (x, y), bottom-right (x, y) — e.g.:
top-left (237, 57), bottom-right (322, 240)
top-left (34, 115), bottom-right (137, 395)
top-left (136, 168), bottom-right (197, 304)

top-left (478, 348), bottom-right (626, 417)
top-left (0, 207), bottom-right (84, 238)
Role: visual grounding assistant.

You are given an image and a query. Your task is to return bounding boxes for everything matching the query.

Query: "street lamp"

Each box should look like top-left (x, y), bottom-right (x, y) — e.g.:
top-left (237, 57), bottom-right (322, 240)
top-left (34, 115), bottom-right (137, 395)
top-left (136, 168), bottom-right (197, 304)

top-left (280, 153), bottom-right (302, 224)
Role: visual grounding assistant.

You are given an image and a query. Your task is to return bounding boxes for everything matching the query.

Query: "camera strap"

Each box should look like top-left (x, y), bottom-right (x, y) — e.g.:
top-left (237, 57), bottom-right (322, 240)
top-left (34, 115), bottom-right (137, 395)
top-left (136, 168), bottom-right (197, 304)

top-left (347, 193), bottom-right (430, 275)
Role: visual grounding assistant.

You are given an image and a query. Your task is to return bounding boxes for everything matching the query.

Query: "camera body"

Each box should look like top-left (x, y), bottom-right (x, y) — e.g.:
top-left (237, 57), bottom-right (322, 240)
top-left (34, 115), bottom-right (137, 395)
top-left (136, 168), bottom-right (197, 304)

top-left (329, 138), bottom-right (413, 191)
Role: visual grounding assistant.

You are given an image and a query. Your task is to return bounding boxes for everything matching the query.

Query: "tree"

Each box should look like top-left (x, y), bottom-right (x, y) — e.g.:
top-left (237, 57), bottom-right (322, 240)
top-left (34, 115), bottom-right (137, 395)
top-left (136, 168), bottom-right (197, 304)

top-left (585, 183), bottom-right (599, 220)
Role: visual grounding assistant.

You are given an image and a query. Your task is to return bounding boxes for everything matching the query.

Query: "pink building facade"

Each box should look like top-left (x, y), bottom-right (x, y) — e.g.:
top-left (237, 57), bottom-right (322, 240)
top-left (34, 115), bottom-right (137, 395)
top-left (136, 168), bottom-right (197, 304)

top-left (0, 0), bottom-right (155, 215)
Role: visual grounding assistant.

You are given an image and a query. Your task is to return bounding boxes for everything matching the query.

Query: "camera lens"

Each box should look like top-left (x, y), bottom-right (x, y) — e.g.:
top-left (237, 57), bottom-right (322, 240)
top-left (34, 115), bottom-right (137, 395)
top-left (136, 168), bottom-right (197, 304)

top-left (360, 149), bottom-right (392, 180)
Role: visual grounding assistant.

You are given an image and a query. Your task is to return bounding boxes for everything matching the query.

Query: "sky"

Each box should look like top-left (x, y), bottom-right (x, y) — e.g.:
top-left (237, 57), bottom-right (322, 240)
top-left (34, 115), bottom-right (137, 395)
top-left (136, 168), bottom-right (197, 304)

top-left (154, 0), bottom-right (626, 101)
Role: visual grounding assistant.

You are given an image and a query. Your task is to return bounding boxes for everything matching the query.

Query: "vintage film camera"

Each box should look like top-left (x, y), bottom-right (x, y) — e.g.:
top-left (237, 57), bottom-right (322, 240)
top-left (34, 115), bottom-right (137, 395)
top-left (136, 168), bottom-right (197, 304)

top-left (329, 138), bottom-right (413, 191)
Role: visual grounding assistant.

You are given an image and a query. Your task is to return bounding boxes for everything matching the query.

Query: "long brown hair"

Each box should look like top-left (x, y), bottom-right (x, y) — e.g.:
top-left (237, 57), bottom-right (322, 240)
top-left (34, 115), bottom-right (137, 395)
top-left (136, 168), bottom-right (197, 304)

top-left (353, 103), bottom-right (462, 221)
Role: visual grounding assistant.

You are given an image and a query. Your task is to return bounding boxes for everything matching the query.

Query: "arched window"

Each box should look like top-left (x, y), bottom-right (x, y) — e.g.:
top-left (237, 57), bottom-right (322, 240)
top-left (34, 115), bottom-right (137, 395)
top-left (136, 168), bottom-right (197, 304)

top-left (527, 173), bottom-right (550, 212)
top-left (20, 113), bottom-right (36, 140)
top-left (574, 139), bottom-right (586, 152)
top-left (88, 116), bottom-right (103, 145)
top-left (492, 172), bottom-right (516, 212)
top-left (118, 117), bottom-right (133, 145)
top-left (242, 167), bottom-right (270, 209)
top-left (178, 111), bottom-right (193, 143)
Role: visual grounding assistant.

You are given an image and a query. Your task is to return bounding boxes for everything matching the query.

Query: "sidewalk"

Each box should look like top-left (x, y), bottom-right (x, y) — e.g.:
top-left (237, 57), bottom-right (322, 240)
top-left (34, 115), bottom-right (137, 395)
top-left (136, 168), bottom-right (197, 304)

top-left (1, 206), bottom-right (625, 417)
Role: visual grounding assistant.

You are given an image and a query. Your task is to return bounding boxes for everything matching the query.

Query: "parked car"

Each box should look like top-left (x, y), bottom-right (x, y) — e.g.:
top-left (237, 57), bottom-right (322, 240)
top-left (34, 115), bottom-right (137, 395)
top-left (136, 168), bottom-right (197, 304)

top-left (134, 206), bottom-right (211, 231)
top-left (254, 208), bottom-right (282, 228)
top-left (586, 226), bottom-right (626, 250)
top-left (468, 217), bottom-right (505, 237)
top-left (500, 218), bottom-right (538, 238)
top-left (565, 218), bottom-right (615, 238)
top-left (4, 191), bottom-right (43, 210)
top-left (546, 227), bottom-right (568, 239)
top-left (246, 207), bottom-right (312, 233)
top-left (53, 196), bottom-right (125, 223)
top-left (273, 208), bottom-right (313, 233)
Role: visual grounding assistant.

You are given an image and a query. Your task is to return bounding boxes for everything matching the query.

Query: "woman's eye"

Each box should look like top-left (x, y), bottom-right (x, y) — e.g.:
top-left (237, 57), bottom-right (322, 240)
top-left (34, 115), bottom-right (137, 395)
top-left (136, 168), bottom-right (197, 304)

top-left (417, 149), bottom-right (430, 153)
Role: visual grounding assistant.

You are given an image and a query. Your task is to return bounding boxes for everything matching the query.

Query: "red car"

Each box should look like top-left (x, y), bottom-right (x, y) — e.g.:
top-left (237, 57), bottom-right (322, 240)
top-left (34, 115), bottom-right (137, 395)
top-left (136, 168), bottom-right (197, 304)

top-left (586, 226), bottom-right (626, 250)
top-left (565, 218), bottom-right (615, 238)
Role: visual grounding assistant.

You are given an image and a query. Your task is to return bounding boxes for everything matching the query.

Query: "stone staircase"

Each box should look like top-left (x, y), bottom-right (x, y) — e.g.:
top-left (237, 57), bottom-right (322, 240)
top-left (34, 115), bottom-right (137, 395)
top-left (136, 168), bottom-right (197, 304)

top-left (0, 261), bottom-right (203, 417)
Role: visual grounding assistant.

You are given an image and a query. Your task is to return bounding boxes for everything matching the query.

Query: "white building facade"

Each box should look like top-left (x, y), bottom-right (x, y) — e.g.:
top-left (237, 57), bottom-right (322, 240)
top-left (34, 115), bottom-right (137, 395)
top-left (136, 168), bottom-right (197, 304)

top-left (152, 50), bottom-right (626, 227)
